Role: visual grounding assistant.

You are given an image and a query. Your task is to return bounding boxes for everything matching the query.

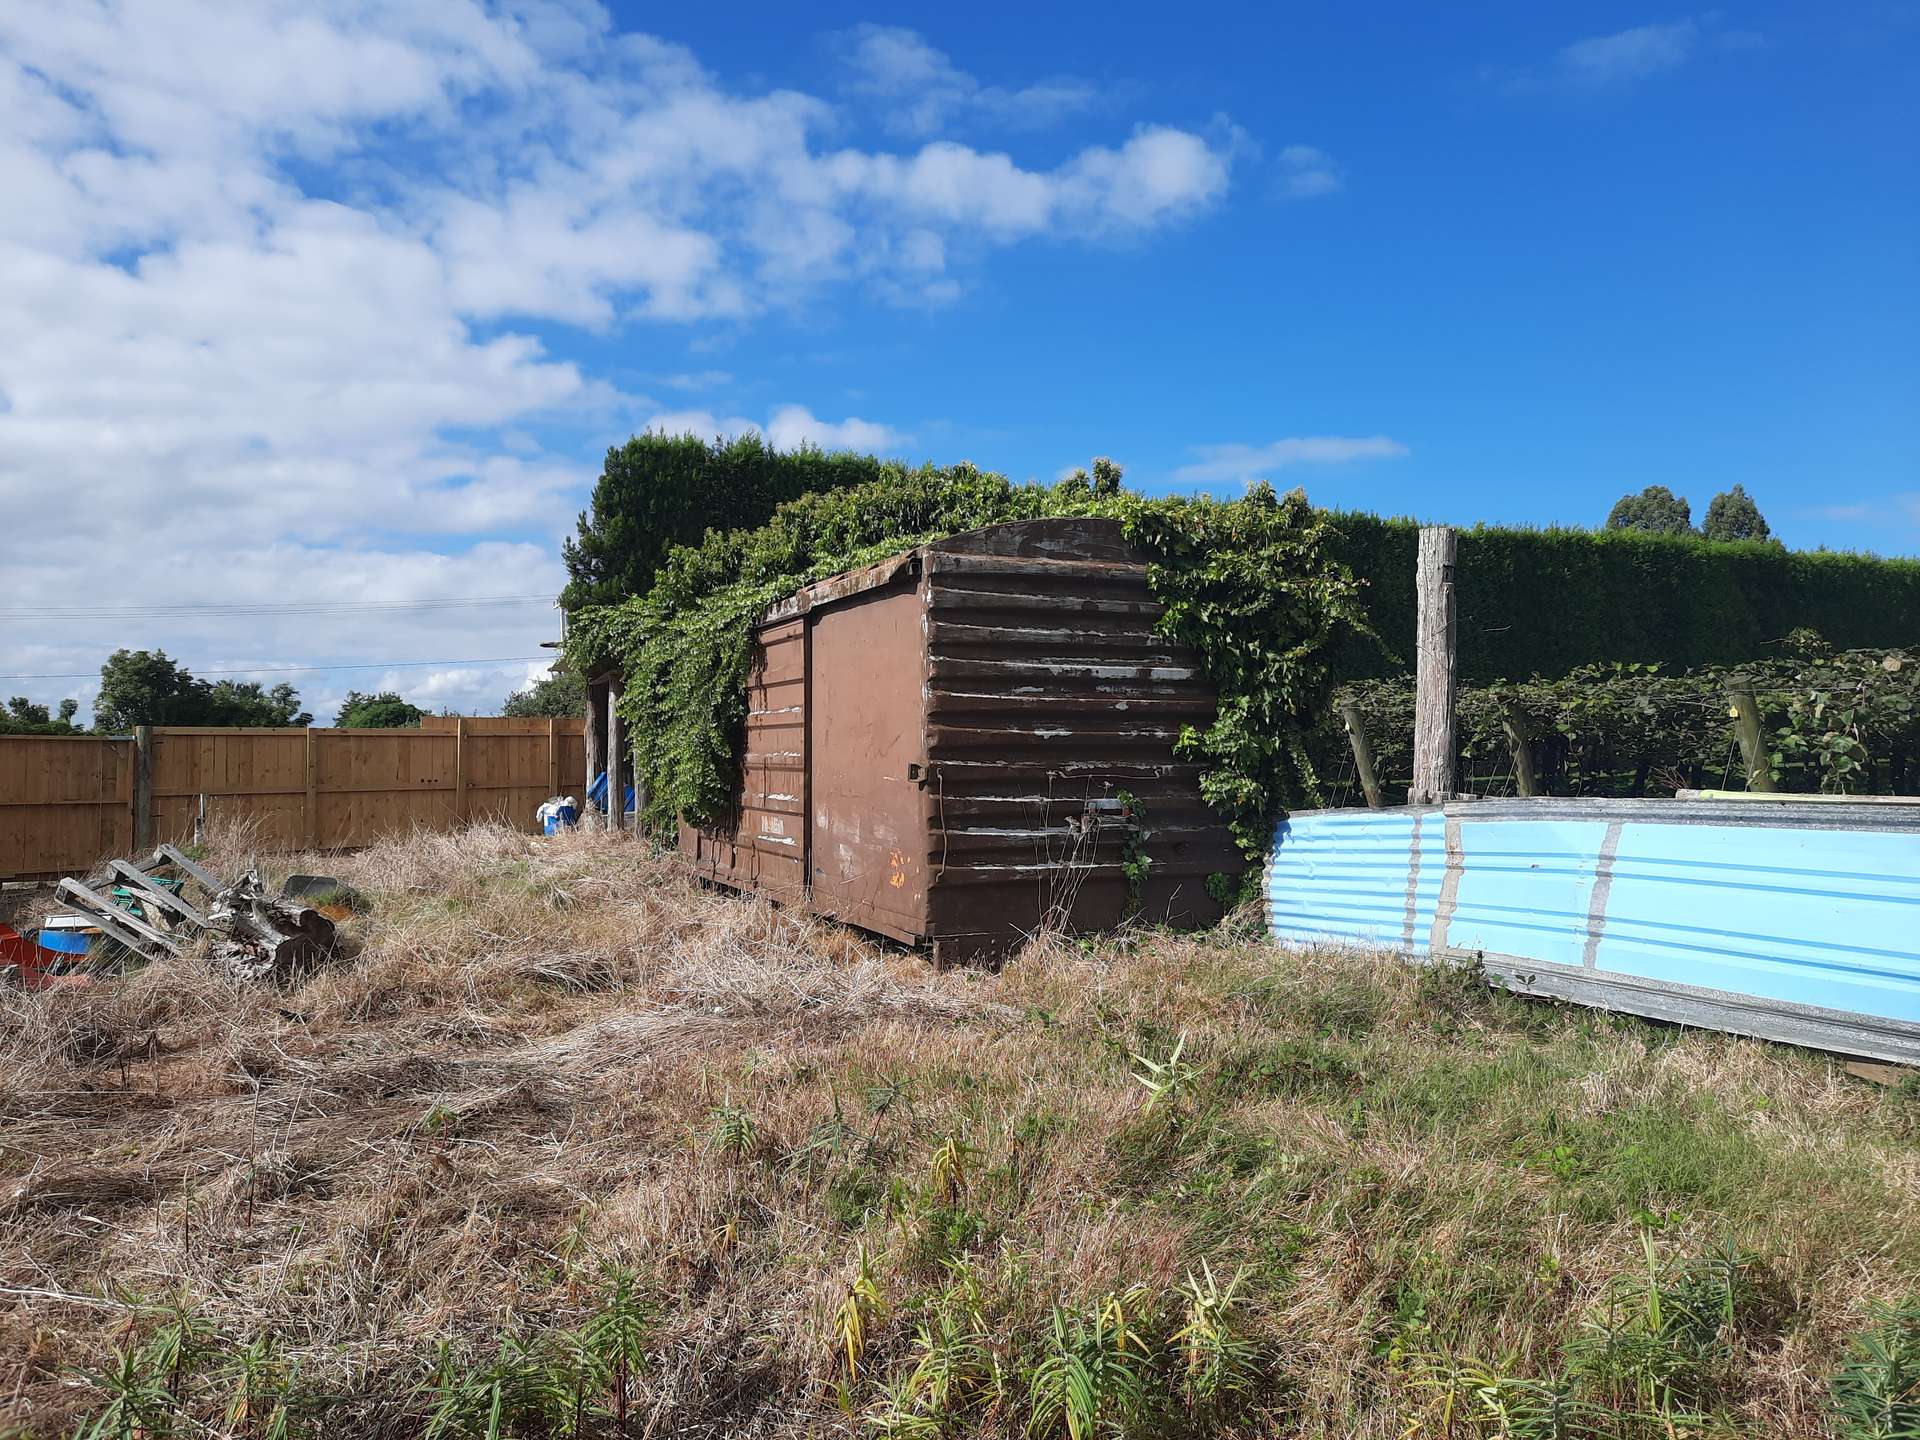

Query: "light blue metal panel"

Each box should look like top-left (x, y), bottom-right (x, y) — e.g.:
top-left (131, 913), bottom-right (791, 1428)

top-left (1594, 821), bottom-right (1920, 1022)
top-left (1445, 819), bottom-right (1611, 971)
top-left (1265, 808), bottom-right (1444, 953)
top-left (1265, 796), bottom-right (1920, 1062)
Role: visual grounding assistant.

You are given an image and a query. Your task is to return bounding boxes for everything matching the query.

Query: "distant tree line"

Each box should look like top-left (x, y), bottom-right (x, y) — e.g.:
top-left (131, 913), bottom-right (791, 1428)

top-left (1, 696), bottom-right (82, 735)
top-left (1606, 483), bottom-right (1773, 542)
top-left (332, 690), bottom-right (426, 728)
top-left (2, 650), bottom-right (585, 733)
top-left (503, 669), bottom-right (585, 717)
top-left (89, 649), bottom-right (313, 731)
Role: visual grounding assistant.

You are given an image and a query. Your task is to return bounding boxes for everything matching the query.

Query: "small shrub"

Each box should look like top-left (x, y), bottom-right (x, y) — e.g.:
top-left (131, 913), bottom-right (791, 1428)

top-left (1830, 1303), bottom-right (1920, 1440)
top-left (1026, 1291), bottom-right (1155, 1440)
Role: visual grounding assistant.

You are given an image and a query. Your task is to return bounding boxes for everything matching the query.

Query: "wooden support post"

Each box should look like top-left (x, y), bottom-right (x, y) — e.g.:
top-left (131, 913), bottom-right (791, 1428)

top-left (1497, 701), bottom-right (1539, 797)
top-left (585, 680), bottom-right (605, 820)
top-left (604, 680), bottom-right (622, 833)
top-left (1336, 700), bottom-right (1384, 809)
top-left (133, 725), bottom-right (153, 852)
top-left (1725, 677), bottom-right (1776, 792)
top-left (303, 727), bottom-right (318, 850)
top-left (1410, 526), bottom-right (1458, 805)
top-left (546, 716), bottom-right (559, 799)
top-left (453, 716), bottom-right (469, 823)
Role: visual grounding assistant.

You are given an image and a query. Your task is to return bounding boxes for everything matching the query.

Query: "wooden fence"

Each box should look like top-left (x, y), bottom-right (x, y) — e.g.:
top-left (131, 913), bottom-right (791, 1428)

top-left (0, 718), bottom-right (587, 881)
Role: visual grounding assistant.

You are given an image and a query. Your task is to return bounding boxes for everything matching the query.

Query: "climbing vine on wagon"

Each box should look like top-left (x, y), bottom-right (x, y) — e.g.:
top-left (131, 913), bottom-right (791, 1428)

top-left (566, 459), bottom-right (1371, 867)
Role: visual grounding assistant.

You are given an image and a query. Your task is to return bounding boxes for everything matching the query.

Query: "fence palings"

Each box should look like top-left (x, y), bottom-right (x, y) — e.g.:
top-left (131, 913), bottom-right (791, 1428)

top-left (0, 720), bottom-right (587, 880)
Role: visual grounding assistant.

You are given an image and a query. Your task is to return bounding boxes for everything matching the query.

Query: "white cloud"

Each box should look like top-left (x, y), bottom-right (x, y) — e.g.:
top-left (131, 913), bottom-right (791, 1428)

top-left (642, 405), bottom-right (909, 454)
top-left (0, 4), bottom-right (1236, 720)
top-left (1487, 15), bottom-right (1758, 95)
top-left (1172, 436), bottom-right (1411, 485)
top-left (1560, 20), bottom-right (1698, 85)
top-left (835, 24), bottom-right (1095, 137)
top-left (1808, 495), bottom-right (1920, 530)
top-left (1276, 144), bottom-right (1341, 200)
top-left (826, 125), bottom-right (1232, 239)
top-left (765, 406), bottom-right (906, 453)
top-left (658, 370), bottom-right (734, 391)
top-left (642, 409), bottom-right (760, 443)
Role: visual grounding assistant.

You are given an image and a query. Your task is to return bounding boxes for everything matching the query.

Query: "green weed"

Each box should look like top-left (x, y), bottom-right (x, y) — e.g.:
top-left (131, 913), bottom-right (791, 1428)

top-left (1830, 1302), bottom-right (1920, 1440)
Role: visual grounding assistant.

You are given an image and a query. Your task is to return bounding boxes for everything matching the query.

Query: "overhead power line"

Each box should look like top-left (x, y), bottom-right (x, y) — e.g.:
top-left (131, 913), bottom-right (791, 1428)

top-left (0, 656), bottom-right (552, 681)
top-left (0, 594), bottom-right (556, 621)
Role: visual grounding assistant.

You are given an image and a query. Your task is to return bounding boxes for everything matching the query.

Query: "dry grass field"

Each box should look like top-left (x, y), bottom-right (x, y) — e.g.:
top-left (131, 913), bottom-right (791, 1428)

top-left (5, 823), bottom-right (1920, 1438)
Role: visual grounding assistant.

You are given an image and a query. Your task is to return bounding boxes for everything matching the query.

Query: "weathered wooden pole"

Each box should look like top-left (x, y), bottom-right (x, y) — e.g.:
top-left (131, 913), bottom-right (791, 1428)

top-left (452, 716), bottom-right (468, 825)
top-left (584, 677), bottom-right (606, 821)
top-left (1497, 700), bottom-right (1539, 798)
top-left (605, 678), bottom-right (623, 832)
top-left (1410, 526), bottom-right (1458, 805)
top-left (1336, 700), bottom-right (1384, 809)
top-left (133, 725), bottom-right (154, 851)
top-left (1725, 677), bottom-right (1777, 793)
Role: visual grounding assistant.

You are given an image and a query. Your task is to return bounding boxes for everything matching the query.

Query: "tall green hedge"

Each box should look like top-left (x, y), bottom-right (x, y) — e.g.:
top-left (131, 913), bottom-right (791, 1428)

top-left (1325, 515), bottom-right (1920, 683)
top-left (561, 432), bottom-right (889, 612)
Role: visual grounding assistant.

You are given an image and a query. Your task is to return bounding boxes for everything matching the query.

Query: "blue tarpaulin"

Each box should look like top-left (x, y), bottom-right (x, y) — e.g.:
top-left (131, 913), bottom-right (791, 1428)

top-left (585, 770), bottom-right (634, 815)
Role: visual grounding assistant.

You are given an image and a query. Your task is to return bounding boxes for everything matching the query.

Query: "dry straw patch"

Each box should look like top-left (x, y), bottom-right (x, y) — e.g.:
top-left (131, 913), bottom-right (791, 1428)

top-left (3, 823), bottom-right (1920, 1438)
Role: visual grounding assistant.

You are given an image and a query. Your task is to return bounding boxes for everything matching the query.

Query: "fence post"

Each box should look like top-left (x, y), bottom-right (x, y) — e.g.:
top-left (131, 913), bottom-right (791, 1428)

top-left (585, 679), bottom-right (605, 821)
top-left (454, 716), bottom-right (468, 823)
top-left (1410, 526), bottom-right (1458, 805)
top-left (304, 727), bottom-right (319, 850)
top-left (546, 716), bottom-right (559, 799)
top-left (605, 680), bottom-right (622, 833)
top-left (1725, 677), bottom-right (1776, 792)
top-left (133, 725), bottom-right (153, 852)
top-left (1335, 700), bottom-right (1384, 809)
top-left (1497, 700), bottom-right (1539, 797)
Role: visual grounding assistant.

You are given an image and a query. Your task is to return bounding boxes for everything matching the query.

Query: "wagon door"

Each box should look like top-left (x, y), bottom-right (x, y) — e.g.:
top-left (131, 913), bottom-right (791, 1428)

top-left (806, 583), bottom-right (929, 943)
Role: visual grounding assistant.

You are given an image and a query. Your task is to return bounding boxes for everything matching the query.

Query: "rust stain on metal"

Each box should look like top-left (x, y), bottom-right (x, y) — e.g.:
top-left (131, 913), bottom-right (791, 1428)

top-left (680, 517), bottom-right (1237, 962)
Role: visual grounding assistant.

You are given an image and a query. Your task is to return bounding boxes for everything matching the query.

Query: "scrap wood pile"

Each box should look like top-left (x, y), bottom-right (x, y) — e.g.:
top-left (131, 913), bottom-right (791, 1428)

top-left (0, 844), bottom-right (341, 989)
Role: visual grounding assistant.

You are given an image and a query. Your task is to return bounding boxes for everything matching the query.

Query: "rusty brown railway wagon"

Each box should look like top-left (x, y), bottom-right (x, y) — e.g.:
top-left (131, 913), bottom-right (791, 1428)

top-left (678, 516), bottom-right (1240, 963)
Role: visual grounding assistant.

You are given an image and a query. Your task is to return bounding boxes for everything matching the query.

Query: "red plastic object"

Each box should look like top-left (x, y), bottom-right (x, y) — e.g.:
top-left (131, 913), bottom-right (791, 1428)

top-left (0, 922), bottom-right (52, 988)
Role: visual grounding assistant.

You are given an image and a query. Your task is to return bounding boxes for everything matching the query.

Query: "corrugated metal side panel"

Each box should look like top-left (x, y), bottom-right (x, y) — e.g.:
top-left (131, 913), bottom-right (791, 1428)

top-left (1264, 808), bottom-right (1445, 953)
top-left (1447, 817), bottom-right (1613, 971)
top-left (1267, 800), bottom-right (1920, 1063)
top-left (1594, 820), bottom-right (1920, 1021)
top-left (921, 520), bottom-right (1237, 953)
top-left (680, 616), bottom-right (807, 904)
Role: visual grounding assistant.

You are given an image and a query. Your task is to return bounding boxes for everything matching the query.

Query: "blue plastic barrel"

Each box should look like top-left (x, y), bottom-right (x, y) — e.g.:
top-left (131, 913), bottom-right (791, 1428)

top-left (37, 926), bottom-right (92, 964)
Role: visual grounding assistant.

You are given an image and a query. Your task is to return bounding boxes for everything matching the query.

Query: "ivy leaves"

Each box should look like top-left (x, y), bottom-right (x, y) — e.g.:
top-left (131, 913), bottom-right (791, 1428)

top-left (568, 463), bottom-right (1369, 857)
top-left (1118, 482), bottom-right (1370, 859)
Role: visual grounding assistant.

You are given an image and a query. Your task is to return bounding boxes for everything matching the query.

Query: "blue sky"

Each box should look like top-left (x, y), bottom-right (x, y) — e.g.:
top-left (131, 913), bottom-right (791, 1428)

top-left (596, 2), bottom-right (1918, 531)
top-left (2, 2), bottom-right (1916, 721)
